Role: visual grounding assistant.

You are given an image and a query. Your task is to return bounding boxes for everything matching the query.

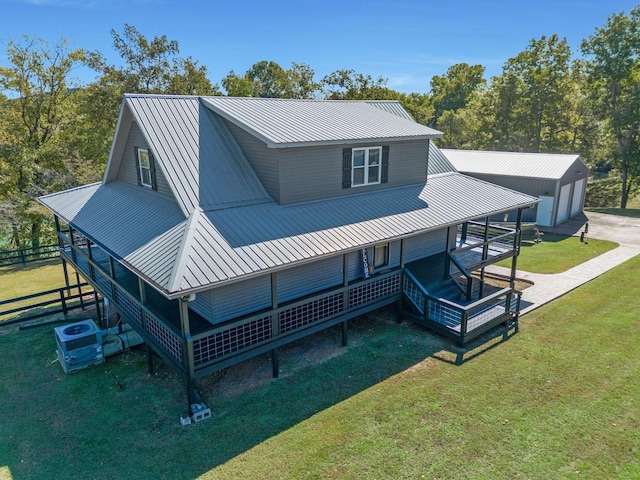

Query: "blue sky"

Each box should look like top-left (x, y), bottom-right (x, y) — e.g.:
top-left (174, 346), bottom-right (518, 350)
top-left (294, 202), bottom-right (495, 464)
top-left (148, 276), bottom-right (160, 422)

top-left (1, 0), bottom-right (638, 94)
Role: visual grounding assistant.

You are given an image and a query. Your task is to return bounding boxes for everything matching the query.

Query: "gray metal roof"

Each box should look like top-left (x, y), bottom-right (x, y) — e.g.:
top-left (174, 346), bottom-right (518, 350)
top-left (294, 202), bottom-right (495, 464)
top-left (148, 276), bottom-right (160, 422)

top-left (40, 175), bottom-right (538, 298)
top-left (442, 149), bottom-right (585, 180)
top-left (428, 143), bottom-right (457, 175)
top-left (125, 95), bottom-right (200, 215)
top-left (202, 97), bottom-right (442, 148)
top-left (364, 100), bottom-right (415, 121)
top-left (121, 95), bottom-right (272, 216)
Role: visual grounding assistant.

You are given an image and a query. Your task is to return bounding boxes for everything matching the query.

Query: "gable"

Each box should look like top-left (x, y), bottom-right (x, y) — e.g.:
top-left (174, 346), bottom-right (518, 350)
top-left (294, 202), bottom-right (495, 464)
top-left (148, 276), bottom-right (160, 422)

top-left (201, 97), bottom-right (441, 148)
top-left (443, 149), bottom-right (586, 180)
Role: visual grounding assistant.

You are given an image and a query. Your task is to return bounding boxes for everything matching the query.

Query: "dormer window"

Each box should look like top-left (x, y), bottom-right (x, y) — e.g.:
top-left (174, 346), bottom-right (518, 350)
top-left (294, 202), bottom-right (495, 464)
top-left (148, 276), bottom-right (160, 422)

top-left (342, 146), bottom-right (389, 189)
top-left (137, 149), bottom-right (152, 188)
top-left (352, 147), bottom-right (381, 186)
top-left (134, 147), bottom-right (157, 190)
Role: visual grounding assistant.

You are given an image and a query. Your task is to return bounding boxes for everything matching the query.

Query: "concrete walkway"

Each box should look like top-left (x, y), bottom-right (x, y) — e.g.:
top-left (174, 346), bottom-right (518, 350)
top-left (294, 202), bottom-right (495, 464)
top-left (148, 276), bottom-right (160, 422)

top-left (486, 211), bottom-right (640, 314)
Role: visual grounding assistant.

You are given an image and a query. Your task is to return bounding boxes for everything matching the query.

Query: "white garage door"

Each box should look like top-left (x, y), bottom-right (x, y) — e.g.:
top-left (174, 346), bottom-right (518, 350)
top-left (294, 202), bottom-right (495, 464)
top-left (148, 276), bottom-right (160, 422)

top-left (556, 184), bottom-right (571, 224)
top-left (571, 178), bottom-right (586, 216)
top-left (536, 196), bottom-right (554, 227)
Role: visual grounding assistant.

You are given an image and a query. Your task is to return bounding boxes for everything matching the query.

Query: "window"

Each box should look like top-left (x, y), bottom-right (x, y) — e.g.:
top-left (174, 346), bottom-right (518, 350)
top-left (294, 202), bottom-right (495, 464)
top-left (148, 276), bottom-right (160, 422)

top-left (352, 147), bottom-right (382, 187)
top-left (137, 149), bottom-right (153, 188)
top-left (343, 146), bottom-right (389, 189)
top-left (373, 243), bottom-right (389, 268)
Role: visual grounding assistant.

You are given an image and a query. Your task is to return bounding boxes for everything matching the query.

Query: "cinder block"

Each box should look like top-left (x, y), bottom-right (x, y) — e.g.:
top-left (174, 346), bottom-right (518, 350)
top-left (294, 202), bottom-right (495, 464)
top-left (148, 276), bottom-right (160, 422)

top-left (190, 402), bottom-right (211, 422)
top-left (180, 415), bottom-right (192, 426)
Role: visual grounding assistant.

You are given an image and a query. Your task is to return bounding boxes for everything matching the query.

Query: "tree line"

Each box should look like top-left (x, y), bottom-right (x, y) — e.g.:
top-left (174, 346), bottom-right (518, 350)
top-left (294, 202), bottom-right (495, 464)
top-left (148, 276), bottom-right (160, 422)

top-left (1, 6), bottom-right (639, 249)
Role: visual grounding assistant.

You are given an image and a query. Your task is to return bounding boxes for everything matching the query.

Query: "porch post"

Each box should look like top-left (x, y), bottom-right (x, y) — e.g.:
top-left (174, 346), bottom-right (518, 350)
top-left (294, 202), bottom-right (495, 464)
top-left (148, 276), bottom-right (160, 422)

top-left (138, 277), bottom-right (147, 304)
top-left (444, 226), bottom-right (451, 279)
top-left (108, 256), bottom-right (116, 298)
top-left (479, 216), bottom-right (490, 298)
top-left (342, 253), bottom-right (349, 346)
top-left (271, 272), bottom-right (279, 378)
top-left (396, 240), bottom-right (406, 323)
top-left (179, 296), bottom-right (196, 412)
top-left (510, 208), bottom-right (524, 289)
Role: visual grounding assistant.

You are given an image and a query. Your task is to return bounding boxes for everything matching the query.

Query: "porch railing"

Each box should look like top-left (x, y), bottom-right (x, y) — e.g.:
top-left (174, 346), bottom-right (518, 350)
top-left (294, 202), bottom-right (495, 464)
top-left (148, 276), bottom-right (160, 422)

top-left (57, 228), bottom-right (403, 379)
top-left (402, 269), bottom-right (519, 343)
top-left (453, 222), bottom-right (519, 271)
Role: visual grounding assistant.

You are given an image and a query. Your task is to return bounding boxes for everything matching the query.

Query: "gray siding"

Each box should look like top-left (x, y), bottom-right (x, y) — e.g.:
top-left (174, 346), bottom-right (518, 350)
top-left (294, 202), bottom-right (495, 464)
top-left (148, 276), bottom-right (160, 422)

top-left (191, 275), bottom-right (272, 324)
top-left (224, 120), bottom-right (281, 202)
top-left (403, 229), bottom-right (448, 263)
top-left (116, 122), bottom-right (172, 197)
top-left (346, 241), bottom-right (401, 282)
top-left (277, 255), bottom-right (343, 303)
top-left (463, 173), bottom-right (557, 223)
top-left (278, 140), bottom-right (430, 205)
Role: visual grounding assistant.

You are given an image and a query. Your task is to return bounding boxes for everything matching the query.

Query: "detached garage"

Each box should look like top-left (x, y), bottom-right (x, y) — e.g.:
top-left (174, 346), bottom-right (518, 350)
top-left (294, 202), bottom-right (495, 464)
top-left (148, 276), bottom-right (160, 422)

top-left (442, 149), bottom-right (588, 227)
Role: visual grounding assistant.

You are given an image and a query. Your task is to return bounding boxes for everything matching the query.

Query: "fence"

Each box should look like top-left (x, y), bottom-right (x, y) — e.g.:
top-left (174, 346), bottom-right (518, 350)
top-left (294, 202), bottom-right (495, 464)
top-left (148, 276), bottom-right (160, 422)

top-left (0, 244), bottom-right (59, 267)
top-left (0, 283), bottom-right (95, 327)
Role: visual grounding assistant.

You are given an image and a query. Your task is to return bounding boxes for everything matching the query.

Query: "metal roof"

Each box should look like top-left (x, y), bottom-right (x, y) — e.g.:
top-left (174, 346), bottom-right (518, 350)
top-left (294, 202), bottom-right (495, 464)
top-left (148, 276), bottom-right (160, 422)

top-left (364, 100), bottom-right (415, 120)
top-left (442, 149), bottom-right (584, 180)
top-left (428, 143), bottom-right (457, 175)
top-left (122, 95), bottom-right (272, 216)
top-left (201, 97), bottom-right (442, 148)
top-left (40, 175), bottom-right (538, 298)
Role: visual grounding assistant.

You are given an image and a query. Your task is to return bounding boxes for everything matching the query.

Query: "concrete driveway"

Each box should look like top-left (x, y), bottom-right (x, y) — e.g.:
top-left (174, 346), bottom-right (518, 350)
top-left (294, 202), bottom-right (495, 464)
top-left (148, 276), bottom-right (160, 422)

top-left (488, 210), bottom-right (640, 314)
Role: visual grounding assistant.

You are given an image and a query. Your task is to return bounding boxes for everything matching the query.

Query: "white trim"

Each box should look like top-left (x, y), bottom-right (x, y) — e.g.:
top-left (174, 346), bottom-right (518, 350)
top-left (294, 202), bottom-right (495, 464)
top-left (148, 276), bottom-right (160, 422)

top-left (352, 146), bottom-right (382, 187)
top-left (137, 148), bottom-right (153, 188)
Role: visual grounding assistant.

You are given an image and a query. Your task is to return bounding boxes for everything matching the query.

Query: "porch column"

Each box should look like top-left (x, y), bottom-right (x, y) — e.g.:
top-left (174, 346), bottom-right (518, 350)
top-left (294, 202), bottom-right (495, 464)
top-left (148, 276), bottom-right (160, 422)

top-left (444, 226), bottom-right (452, 279)
top-left (138, 277), bottom-right (147, 304)
top-left (271, 272), bottom-right (279, 378)
top-left (479, 217), bottom-right (491, 298)
top-left (179, 296), bottom-right (197, 412)
top-left (342, 253), bottom-right (349, 346)
top-left (510, 208), bottom-right (524, 289)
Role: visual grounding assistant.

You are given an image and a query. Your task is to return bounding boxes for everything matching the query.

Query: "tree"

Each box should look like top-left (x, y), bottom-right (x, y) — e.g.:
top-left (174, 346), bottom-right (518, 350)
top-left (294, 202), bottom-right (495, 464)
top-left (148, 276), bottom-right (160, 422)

top-left (429, 63), bottom-right (486, 127)
top-left (581, 6), bottom-right (640, 208)
top-left (222, 61), bottom-right (319, 98)
top-left (0, 36), bottom-right (87, 248)
top-left (321, 69), bottom-right (399, 100)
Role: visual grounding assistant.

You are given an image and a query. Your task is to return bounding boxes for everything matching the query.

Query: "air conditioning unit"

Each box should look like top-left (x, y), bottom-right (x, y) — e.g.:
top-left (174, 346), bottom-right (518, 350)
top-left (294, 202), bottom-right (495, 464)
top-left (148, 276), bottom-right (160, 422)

top-left (54, 319), bottom-right (104, 373)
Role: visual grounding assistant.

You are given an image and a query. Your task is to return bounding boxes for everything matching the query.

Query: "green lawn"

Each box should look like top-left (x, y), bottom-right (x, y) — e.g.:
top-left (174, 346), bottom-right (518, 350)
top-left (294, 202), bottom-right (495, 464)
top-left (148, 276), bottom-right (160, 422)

top-left (1, 256), bottom-right (639, 479)
top-left (498, 232), bottom-right (618, 274)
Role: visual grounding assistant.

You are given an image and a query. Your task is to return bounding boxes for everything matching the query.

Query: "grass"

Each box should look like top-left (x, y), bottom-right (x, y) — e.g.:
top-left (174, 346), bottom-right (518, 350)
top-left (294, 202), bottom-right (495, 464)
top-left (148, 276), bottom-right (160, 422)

top-left (1, 256), bottom-right (640, 479)
top-left (0, 259), bottom-right (85, 322)
top-left (497, 231), bottom-right (618, 274)
top-left (0, 259), bottom-right (67, 301)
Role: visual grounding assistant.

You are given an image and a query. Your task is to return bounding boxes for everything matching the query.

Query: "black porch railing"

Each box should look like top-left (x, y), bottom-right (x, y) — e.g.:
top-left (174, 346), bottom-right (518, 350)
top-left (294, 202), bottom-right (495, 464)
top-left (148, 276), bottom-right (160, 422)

top-left (56, 228), bottom-right (403, 380)
top-left (401, 268), bottom-right (520, 345)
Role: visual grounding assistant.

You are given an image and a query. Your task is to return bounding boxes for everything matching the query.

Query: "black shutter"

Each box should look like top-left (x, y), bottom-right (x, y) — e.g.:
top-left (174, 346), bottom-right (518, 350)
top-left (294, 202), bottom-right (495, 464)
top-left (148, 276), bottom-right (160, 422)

top-left (381, 145), bottom-right (389, 183)
top-left (342, 148), bottom-right (352, 189)
top-left (134, 147), bottom-right (142, 186)
top-left (149, 150), bottom-right (158, 191)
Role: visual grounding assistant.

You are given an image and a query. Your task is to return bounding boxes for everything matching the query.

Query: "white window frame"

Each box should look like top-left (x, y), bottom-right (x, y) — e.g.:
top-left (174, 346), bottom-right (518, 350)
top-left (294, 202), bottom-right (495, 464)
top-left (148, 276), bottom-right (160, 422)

top-left (352, 146), bottom-right (382, 187)
top-left (373, 243), bottom-right (389, 269)
top-left (137, 148), bottom-right (153, 188)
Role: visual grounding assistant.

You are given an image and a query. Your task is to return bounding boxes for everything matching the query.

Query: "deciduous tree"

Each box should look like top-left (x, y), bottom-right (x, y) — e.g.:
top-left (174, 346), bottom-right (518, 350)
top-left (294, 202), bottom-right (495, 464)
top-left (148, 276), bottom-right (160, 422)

top-left (581, 6), bottom-right (640, 208)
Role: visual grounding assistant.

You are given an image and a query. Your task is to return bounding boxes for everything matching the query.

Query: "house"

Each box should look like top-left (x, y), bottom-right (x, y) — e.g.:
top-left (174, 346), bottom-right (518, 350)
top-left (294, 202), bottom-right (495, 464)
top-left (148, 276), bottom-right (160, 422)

top-left (442, 149), bottom-right (588, 227)
top-left (39, 95), bottom-right (539, 415)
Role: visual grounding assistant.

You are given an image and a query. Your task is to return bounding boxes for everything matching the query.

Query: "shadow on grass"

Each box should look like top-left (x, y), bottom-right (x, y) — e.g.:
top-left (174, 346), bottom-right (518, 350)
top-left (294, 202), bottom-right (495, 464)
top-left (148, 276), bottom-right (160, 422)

top-left (0, 257), bottom-right (61, 274)
top-left (175, 307), bottom-right (518, 475)
top-left (519, 232), bottom-right (568, 250)
top-left (586, 207), bottom-right (640, 218)
top-left (0, 305), bottom-right (517, 479)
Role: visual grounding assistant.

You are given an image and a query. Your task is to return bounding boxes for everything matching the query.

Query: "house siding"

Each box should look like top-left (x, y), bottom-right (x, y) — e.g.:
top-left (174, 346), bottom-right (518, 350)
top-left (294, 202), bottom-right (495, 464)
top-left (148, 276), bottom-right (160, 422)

top-left (278, 140), bottom-right (430, 205)
top-left (277, 255), bottom-right (344, 304)
top-left (191, 274), bottom-right (272, 324)
top-left (223, 120), bottom-right (281, 203)
top-left (116, 122), bottom-right (172, 197)
top-left (402, 229), bottom-right (448, 263)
